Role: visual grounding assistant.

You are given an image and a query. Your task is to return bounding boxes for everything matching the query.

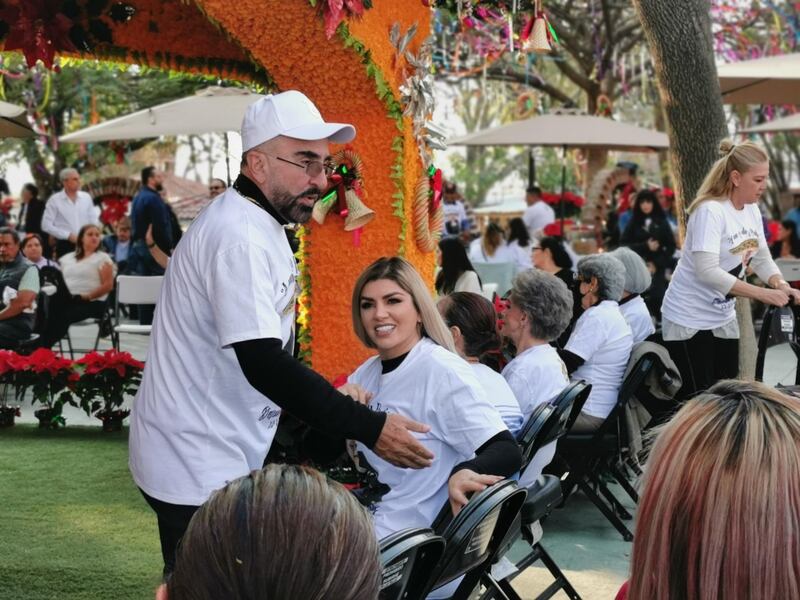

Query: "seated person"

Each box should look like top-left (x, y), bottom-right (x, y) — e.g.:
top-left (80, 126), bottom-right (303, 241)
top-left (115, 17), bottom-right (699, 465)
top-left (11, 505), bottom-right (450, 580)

top-left (0, 228), bottom-right (39, 348)
top-left (500, 270), bottom-right (573, 484)
top-left (339, 257), bottom-right (521, 539)
top-left (103, 216), bottom-right (132, 274)
top-left (437, 291), bottom-right (523, 432)
top-left (609, 247), bottom-right (655, 343)
top-left (38, 224), bottom-right (115, 347)
top-left (559, 254), bottom-right (633, 432)
top-left (435, 237), bottom-right (481, 296)
top-left (160, 463), bottom-right (381, 600)
top-left (469, 222), bottom-right (514, 264)
top-left (620, 380), bottom-right (800, 599)
top-left (21, 233), bottom-right (59, 270)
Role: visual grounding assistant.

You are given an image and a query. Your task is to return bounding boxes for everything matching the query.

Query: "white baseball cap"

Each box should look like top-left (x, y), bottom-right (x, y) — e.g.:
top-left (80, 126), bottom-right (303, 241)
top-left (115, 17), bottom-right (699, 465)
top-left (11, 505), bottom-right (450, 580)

top-left (240, 90), bottom-right (356, 151)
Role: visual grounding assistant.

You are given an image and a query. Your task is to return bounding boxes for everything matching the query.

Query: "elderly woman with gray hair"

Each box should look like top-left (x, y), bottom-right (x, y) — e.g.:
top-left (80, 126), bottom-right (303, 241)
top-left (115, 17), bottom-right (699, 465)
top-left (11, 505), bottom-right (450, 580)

top-left (501, 269), bottom-right (573, 484)
top-left (610, 247), bottom-right (656, 343)
top-left (558, 254), bottom-right (633, 432)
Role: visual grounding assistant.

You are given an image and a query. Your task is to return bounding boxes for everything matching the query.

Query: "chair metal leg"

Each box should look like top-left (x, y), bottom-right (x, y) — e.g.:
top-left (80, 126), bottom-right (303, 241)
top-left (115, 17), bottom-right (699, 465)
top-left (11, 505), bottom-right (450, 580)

top-left (577, 478), bottom-right (634, 541)
top-left (535, 544), bottom-right (582, 600)
top-left (594, 477), bottom-right (633, 521)
top-left (610, 463), bottom-right (639, 504)
top-left (65, 331), bottom-right (74, 359)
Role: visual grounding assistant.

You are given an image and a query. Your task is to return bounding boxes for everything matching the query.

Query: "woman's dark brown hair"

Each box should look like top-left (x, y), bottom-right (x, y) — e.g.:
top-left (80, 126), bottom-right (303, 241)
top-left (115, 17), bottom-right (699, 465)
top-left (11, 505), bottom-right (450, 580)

top-left (168, 464), bottom-right (381, 600)
top-left (75, 224), bottom-right (100, 260)
top-left (439, 291), bottom-right (502, 364)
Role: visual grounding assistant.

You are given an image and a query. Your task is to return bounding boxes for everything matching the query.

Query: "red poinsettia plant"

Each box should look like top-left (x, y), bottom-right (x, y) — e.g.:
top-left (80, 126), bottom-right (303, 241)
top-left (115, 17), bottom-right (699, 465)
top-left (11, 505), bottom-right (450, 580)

top-left (74, 350), bottom-right (143, 425)
top-left (12, 348), bottom-right (78, 427)
top-left (0, 349), bottom-right (22, 425)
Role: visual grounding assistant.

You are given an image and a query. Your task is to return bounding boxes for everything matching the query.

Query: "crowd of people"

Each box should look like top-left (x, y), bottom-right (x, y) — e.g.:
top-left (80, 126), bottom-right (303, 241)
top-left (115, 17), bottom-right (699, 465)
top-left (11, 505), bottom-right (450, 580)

top-left (4, 90), bottom-right (800, 599)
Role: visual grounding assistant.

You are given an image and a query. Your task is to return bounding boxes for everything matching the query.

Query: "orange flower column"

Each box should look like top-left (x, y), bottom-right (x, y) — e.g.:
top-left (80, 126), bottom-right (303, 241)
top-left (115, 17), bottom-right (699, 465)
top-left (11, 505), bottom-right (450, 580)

top-left (198, 0), bottom-right (435, 379)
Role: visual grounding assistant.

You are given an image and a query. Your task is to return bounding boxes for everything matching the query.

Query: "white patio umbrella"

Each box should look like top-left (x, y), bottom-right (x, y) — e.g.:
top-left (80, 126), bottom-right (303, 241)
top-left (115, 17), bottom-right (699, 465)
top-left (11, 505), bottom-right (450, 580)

top-left (717, 53), bottom-right (800, 105)
top-left (0, 100), bottom-right (35, 138)
top-left (449, 111), bottom-right (670, 226)
top-left (60, 86), bottom-right (265, 182)
top-left (741, 112), bottom-right (800, 134)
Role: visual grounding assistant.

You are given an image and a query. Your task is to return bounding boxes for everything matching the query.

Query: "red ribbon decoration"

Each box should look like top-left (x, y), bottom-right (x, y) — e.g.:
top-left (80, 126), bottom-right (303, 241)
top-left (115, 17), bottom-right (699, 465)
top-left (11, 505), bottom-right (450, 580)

top-left (430, 168), bottom-right (443, 210)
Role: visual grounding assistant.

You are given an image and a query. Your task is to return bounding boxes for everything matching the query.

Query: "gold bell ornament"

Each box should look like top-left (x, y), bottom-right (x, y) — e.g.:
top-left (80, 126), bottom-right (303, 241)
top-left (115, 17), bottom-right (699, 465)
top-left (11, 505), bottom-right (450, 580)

top-left (343, 189), bottom-right (375, 231)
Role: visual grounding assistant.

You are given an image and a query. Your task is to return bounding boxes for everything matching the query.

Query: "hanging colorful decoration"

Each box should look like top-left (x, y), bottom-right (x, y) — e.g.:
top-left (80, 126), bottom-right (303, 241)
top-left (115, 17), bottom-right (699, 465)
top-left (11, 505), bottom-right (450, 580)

top-left (513, 90), bottom-right (538, 119)
top-left (317, 0), bottom-right (372, 40)
top-left (521, 0), bottom-right (557, 54)
top-left (413, 165), bottom-right (444, 253)
top-left (312, 148), bottom-right (375, 240)
top-left (0, 0), bottom-right (76, 70)
top-left (595, 93), bottom-right (612, 117)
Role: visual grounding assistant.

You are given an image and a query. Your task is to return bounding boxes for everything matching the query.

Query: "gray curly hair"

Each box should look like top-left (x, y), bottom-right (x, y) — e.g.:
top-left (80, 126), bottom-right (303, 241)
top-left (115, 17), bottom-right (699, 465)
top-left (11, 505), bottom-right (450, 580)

top-left (609, 247), bottom-right (652, 295)
top-left (577, 254), bottom-right (626, 302)
top-left (509, 269), bottom-right (573, 341)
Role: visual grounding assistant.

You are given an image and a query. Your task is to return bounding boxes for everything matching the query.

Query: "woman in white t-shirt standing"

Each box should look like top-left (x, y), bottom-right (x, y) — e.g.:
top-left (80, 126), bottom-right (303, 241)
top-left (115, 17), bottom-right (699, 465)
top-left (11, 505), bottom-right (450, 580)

top-left (437, 291), bottom-right (523, 432)
top-left (661, 140), bottom-right (800, 399)
top-left (345, 257), bottom-right (521, 540)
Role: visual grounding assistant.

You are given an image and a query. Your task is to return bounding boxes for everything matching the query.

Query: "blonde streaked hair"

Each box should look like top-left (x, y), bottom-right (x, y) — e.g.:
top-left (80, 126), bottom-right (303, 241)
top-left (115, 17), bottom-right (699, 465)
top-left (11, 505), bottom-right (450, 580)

top-left (352, 256), bottom-right (455, 353)
top-left (628, 380), bottom-right (800, 600)
top-left (687, 139), bottom-right (769, 213)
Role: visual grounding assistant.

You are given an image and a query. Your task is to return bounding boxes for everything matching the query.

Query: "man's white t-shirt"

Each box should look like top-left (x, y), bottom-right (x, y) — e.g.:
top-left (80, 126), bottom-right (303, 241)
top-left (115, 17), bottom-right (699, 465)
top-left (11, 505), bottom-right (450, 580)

top-left (41, 190), bottom-right (97, 241)
top-left (619, 295), bottom-right (655, 343)
top-left (566, 301), bottom-right (633, 419)
top-left (522, 201), bottom-right (555, 236)
top-left (129, 188), bottom-right (298, 506)
top-left (502, 344), bottom-right (569, 487)
top-left (470, 362), bottom-right (523, 433)
top-left (662, 200), bottom-right (767, 330)
top-left (350, 338), bottom-right (507, 540)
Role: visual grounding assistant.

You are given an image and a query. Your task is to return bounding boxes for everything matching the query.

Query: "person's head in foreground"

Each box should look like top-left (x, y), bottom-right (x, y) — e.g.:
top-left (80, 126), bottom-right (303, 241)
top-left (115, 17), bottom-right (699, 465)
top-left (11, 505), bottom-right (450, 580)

top-left (627, 380), bottom-right (800, 600)
top-left (352, 256), bottom-right (454, 359)
top-left (575, 253), bottom-right (626, 310)
top-left (239, 90), bottom-right (355, 224)
top-left (503, 269), bottom-right (573, 348)
top-left (159, 463), bottom-right (381, 600)
top-left (437, 291), bottom-right (501, 364)
top-left (688, 139), bottom-right (769, 212)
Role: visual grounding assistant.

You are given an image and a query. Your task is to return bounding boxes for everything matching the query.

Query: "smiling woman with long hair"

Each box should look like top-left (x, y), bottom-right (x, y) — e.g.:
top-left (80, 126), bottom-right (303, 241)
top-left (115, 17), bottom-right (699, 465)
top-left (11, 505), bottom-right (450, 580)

top-left (622, 380), bottom-right (800, 600)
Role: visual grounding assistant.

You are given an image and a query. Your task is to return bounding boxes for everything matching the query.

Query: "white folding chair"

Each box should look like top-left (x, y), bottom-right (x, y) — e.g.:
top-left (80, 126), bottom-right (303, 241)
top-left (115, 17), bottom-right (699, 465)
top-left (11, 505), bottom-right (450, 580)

top-left (114, 275), bottom-right (164, 351)
top-left (775, 258), bottom-right (800, 283)
top-left (473, 262), bottom-right (516, 297)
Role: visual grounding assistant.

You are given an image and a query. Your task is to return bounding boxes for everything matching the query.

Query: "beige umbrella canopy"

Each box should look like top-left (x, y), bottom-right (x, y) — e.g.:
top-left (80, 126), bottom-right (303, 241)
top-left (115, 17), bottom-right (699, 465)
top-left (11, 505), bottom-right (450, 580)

top-left (717, 53), bottom-right (800, 105)
top-left (741, 113), bottom-right (800, 134)
top-left (449, 113), bottom-right (670, 151)
top-left (0, 100), bottom-right (35, 138)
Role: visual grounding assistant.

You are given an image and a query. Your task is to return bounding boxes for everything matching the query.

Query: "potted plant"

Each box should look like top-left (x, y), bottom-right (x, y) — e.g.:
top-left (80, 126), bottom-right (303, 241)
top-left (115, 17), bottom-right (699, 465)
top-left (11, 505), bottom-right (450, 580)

top-left (75, 350), bottom-right (144, 432)
top-left (13, 349), bottom-right (78, 429)
top-left (0, 350), bottom-right (21, 427)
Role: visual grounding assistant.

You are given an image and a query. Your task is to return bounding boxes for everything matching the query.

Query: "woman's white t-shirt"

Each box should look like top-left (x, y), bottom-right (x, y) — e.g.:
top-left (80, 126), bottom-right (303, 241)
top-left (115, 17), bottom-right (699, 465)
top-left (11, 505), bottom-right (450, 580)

top-left (662, 199), bottom-right (768, 330)
top-left (453, 270), bottom-right (482, 294)
top-left (350, 338), bottom-right (507, 540)
top-left (60, 251), bottom-right (114, 300)
top-left (469, 239), bottom-right (515, 264)
top-left (470, 362), bottom-right (523, 433)
top-left (502, 344), bottom-right (569, 486)
top-left (619, 295), bottom-right (655, 343)
top-left (509, 240), bottom-right (533, 271)
top-left (565, 301), bottom-right (633, 419)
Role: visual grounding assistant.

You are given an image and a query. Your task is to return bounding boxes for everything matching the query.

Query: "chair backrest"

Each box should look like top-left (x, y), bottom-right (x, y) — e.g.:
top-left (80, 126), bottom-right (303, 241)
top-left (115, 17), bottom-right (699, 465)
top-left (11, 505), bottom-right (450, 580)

top-left (428, 480), bottom-right (526, 593)
top-left (543, 379), bottom-right (592, 447)
top-left (593, 353), bottom-right (656, 442)
top-left (378, 528), bottom-right (445, 600)
top-left (775, 258), bottom-right (800, 283)
top-left (515, 403), bottom-right (553, 470)
top-left (472, 262), bottom-right (516, 296)
top-left (756, 302), bottom-right (800, 383)
top-left (116, 275), bottom-right (163, 304)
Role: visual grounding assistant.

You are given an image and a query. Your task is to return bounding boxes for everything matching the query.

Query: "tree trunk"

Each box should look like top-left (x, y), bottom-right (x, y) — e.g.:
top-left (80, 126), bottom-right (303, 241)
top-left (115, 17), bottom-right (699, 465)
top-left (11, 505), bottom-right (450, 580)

top-left (631, 0), bottom-right (727, 230)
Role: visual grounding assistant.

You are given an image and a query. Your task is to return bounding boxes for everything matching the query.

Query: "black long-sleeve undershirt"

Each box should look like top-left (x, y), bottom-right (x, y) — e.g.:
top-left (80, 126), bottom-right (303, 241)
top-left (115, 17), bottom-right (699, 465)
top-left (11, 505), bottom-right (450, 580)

top-left (557, 348), bottom-right (585, 375)
top-left (232, 338), bottom-right (386, 448)
top-left (451, 430), bottom-right (522, 478)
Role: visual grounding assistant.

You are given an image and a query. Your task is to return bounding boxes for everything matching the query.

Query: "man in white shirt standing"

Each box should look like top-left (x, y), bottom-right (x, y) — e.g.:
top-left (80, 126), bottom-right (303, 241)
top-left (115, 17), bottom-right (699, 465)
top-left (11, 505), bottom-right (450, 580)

top-left (522, 185), bottom-right (555, 239)
top-left (129, 90), bottom-right (434, 577)
top-left (41, 168), bottom-right (98, 258)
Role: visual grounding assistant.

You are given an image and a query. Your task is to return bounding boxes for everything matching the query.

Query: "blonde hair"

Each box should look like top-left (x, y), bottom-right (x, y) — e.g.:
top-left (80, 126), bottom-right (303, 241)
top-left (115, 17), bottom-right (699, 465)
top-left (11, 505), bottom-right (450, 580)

top-left (352, 256), bottom-right (455, 353)
top-left (627, 380), bottom-right (800, 600)
top-left (687, 139), bottom-right (769, 213)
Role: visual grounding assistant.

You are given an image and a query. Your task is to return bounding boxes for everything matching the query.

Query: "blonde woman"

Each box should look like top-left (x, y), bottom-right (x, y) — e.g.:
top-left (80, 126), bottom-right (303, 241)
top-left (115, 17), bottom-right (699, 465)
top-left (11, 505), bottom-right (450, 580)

top-left (469, 222), bottom-right (514, 264)
top-left (661, 140), bottom-right (800, 399)
top-left (619, 380), bottom-right (800, 599)
top-left (345, 257), bottom-right (521, 539)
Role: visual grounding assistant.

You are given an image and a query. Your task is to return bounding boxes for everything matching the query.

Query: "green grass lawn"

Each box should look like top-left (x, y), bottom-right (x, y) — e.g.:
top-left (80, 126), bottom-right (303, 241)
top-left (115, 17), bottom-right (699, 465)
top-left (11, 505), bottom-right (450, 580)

top-left (0, 424), bottom-right (162, 600)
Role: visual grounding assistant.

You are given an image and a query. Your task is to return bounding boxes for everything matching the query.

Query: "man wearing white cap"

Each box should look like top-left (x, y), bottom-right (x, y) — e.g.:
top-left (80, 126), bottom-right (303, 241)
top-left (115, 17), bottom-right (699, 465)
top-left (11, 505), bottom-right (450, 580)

top-left (129, 90), bottom-right (434, 575)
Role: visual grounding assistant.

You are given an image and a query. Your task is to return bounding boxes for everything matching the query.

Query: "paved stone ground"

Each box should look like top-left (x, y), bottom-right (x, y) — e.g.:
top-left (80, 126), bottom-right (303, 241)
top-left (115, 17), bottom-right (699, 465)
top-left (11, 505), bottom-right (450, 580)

top-left (13, 323), bottom-right (799, 599)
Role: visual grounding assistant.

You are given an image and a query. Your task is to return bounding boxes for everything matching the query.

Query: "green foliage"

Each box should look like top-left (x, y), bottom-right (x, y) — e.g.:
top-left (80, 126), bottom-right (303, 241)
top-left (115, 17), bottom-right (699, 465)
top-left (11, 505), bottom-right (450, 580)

top-left (0, 55), bottom-right (225, 196)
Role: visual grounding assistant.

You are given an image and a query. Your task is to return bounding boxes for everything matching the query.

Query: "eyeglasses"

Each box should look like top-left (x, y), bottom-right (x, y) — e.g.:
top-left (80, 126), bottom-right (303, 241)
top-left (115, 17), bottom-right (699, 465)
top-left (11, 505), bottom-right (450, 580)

top-left (269, 155), bottom-right (334, 178)
top-left (531, 245), bottom-right (541, 251)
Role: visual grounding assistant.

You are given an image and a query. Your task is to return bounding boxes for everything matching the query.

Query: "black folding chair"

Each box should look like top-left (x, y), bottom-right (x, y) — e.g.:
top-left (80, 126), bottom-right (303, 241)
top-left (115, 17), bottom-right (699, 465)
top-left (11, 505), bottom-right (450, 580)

top-left (755, 302), bottom-right (800, 384)
top-left (379, 528), bottom-right (446, 600)
top-left (427, 480), bottom-right (527, 600)
top-left (556, 355), bottom-right (656, 541)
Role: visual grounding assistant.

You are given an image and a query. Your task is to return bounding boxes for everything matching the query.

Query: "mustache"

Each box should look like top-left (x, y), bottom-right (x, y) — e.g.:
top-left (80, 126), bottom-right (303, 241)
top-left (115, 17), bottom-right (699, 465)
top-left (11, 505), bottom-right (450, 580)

top-left (294, 188), bottom-right (321, 202)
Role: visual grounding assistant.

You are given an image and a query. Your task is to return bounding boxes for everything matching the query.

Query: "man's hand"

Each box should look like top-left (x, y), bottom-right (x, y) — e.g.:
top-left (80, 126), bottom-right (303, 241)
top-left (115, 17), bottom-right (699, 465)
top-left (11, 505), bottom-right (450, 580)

top-left (448, 470), bottom-right (503, 516)
top-left (373, 413), bottom-right (434, 469)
